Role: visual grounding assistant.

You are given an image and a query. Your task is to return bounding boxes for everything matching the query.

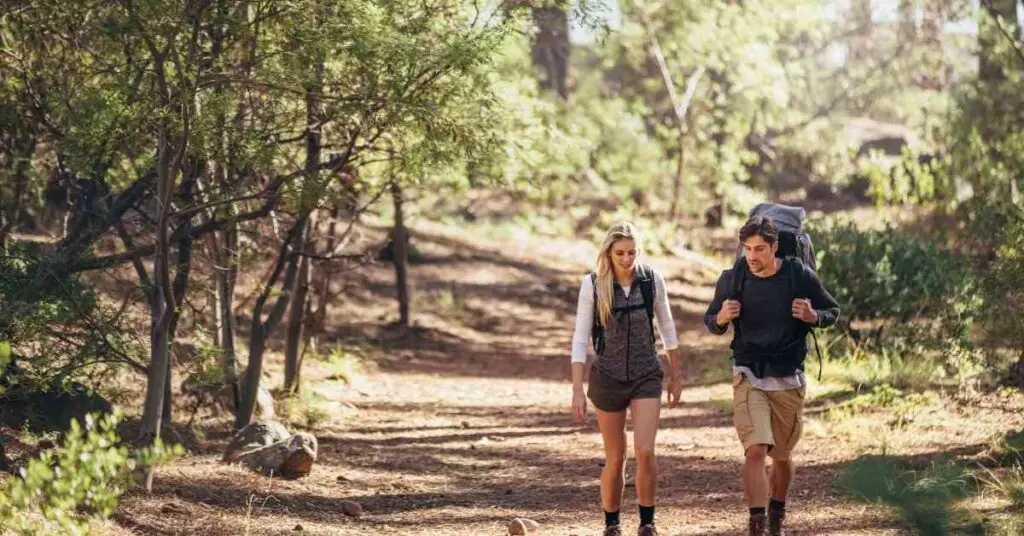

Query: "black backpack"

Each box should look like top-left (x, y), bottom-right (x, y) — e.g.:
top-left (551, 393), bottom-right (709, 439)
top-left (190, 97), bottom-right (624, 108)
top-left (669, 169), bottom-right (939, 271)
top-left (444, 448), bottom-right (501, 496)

top-left (733, 203), bottom-right (816, 270)
top-left (731, 203), bottom-right (824, 380)
top-left (590, 264), bottom-right (656, 356)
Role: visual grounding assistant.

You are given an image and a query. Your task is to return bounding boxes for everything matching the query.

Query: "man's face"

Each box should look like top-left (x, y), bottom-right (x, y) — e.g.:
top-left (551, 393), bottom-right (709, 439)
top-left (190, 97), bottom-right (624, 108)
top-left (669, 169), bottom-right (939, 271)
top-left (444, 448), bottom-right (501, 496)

top-left (609, 238), bottom-right (637, 273)
top-left (742, 235), bottom-right (777, 274)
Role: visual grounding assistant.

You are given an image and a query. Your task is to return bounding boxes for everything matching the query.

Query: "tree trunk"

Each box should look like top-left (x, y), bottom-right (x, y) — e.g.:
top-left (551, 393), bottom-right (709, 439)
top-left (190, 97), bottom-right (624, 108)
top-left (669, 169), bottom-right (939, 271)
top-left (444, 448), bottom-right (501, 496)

top-left (668, 136), bottom-right (687, 222)
top-left (235, 217), bottom-right (305, 429)
top-left (162, 174), bottom-right (196, 424)
top-left (141, 281), bottom-right (170, 492)
top-left (707, 69), bottom-right (731, 227)
top-left (0, 135), bottom-right (35, 253)
top-left (141, 137), bottom-right (178, 441)
top-left (898, 0), bottom-right (916, 44)
top-left (645, 29), bottom-right (704, 223)
top-left (284, 49), bottom-right (323, 394)
top-left (309, 204), bottom-right (342, 356)
top-left (239, 322), bottom-right (267, 428)
top-left (284, 223), bottom-right (312, 393)
top-left (532, 6), bottom-right (571, 100)
top-left (217, 223), bottom-right (240, 408)
top-left (391, 181), bottom-right (410, 327)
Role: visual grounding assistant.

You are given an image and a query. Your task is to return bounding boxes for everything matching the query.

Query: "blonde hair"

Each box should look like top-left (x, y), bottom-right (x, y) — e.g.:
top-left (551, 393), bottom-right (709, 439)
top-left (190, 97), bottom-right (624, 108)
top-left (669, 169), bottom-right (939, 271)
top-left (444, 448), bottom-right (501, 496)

top-left (594, 221), bottom-right (643, 327)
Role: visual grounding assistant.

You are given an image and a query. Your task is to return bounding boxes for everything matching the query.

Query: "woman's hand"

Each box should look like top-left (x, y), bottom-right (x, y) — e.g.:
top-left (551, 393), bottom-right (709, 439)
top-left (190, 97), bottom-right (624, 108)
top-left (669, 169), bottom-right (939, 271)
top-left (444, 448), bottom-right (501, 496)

top-left (665, 348), bottom-right (684, 407)
top-left (572, 386), bottom-right (588, 423)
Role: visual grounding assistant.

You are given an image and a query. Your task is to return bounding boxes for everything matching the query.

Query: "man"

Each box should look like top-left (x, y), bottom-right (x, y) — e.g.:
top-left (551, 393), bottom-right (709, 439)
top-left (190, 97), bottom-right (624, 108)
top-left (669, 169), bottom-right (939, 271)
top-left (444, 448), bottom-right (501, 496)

top-left (704, 215), bottom-right (840, 536)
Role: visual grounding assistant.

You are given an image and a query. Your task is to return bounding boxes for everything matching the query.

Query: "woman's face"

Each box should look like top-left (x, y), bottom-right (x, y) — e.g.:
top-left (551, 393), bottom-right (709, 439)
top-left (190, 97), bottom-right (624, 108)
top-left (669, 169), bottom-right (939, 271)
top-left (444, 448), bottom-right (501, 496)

top-left (609, 238), bottom-right (637, 274)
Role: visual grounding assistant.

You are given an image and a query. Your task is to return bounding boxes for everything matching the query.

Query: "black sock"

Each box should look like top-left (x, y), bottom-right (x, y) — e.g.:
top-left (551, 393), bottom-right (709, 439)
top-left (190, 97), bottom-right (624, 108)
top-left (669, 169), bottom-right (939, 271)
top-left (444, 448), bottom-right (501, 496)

top-left (605, 510), bottom-right (620, 527)
top-left (639, 505), bottom-right (655, 526)
top-left (750, 507), bottom-right (766, 517)
top-left (769, 498), bottom-right (786, 512)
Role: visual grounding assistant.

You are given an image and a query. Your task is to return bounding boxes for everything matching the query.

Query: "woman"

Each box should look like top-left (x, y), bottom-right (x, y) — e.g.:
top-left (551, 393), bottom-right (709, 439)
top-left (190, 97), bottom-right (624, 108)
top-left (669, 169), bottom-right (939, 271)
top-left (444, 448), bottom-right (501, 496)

top-left (571, 222), bottom-right (684, 536)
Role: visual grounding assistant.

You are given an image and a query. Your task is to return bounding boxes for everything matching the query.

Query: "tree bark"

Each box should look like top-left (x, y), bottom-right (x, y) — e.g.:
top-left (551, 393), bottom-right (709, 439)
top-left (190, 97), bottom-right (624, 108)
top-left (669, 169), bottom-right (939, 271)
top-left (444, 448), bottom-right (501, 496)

top-left (532, 6), bottom-right (571, 100)
top-left (235, 216), bottom-right (305, 429)
top-left (391, 181), bottom-right (410, 327)
top-left (284, 47), bottom-right (324, 394)
top-left (284, 247), bottom-right (311, 393)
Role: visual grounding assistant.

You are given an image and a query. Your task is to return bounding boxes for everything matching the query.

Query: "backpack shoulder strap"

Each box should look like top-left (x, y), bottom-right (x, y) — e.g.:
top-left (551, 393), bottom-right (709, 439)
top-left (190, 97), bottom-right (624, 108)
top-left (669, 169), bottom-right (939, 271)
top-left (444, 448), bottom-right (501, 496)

top-left (637, 264), bottom-right (657, 342)
top-left (638, 264), bottom-right (655, 316)
top-left (590, 272), bottom-right (604, 355)
top-left (788, 257), bottom-right (804, 299)
top-left (730, 257), bottom-right (747, 300)
top-left (787, 258), bottom-right (824, 380)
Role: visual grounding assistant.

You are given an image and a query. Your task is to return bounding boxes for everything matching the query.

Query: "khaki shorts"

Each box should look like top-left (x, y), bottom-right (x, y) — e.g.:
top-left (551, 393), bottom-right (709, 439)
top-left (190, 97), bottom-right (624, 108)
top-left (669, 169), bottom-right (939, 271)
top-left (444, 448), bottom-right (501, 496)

top-left (732, 374), bottom-right (806, 461)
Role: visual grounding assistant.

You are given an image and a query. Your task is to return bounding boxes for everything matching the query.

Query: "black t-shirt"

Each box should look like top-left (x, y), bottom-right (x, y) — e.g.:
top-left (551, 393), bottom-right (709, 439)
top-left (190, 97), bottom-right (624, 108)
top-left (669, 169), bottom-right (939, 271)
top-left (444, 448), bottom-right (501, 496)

top-left (704, 259), bottom-right (841, 351)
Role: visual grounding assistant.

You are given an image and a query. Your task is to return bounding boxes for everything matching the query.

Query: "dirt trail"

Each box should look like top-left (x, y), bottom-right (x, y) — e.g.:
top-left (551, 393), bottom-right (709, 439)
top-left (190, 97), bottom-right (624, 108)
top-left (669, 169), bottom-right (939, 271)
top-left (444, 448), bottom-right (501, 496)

top-left (114, 222), bottom-right (1021, 536)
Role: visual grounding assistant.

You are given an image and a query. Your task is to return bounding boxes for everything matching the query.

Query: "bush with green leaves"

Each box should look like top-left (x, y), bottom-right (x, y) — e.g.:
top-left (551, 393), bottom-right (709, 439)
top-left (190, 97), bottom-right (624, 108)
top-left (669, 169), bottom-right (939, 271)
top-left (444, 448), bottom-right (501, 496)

top-left (809, 220), bottom-right (981, 359)
top-left (810, 221), bottom-right (979, 325)
top-left (0, 246), bottom-right (146, 392)
top-left (0, 410), bottom-right (182, 535)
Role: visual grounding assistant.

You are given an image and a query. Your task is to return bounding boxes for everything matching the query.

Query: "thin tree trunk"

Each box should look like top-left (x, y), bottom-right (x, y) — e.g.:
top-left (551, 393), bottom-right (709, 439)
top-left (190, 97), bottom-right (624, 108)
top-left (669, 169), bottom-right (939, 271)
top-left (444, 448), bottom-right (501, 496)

top-left (645, 27), bottom-right (703, 223)
top-left (284, 246), bottom-right (310, 393)
top-left (162, 174), bottom-right (196, 424)
top-left (532, 6), bottom-right (571, 99)
top-left (218, 222), bottom-right (239, 407)
top-left (391, 181), bottom-right (410, 327)
top-left (0, 135), bottom-right (35, 253)
top-left (309, 204), bottom-right (342, 356)
top-left (235, 217), bottom-right (305, 429)
top-left (284, 47), bottom-right (324, 394)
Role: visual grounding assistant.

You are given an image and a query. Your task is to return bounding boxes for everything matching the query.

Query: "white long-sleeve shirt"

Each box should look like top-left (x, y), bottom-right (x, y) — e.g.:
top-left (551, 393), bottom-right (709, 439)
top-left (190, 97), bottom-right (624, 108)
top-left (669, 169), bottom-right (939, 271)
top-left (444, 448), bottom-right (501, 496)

top-left (570, 270), bottom-right (679, 364)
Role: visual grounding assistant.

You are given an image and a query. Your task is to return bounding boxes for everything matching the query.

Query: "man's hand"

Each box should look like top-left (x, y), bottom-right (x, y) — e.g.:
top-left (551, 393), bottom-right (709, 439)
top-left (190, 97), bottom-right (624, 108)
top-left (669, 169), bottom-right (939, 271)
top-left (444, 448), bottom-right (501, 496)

top-left (792, 298), bottom-right (818, 324)
top-left (716, 299), bottom-right (741, 326)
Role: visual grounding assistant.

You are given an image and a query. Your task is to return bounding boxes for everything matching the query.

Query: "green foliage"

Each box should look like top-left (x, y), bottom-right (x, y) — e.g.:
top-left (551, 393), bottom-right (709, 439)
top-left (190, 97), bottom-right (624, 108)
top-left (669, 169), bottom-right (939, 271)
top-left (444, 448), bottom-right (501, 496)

top-left (838, 456), bottom-right (974, 536)
top-left (811, 220), bottom-right (977, 325)
top-left (810, 220), bottom-right (982, 368)
top-left (826, 384), bottom-right (939, 429)
top-left (976, 215), bottom-right (1024, 355)
top-left (0, 411), bottom-right (182, 535)
top-left (0, 248), bottom-right (142, 389)
top-left (864, 148), bottom-right (955, 206)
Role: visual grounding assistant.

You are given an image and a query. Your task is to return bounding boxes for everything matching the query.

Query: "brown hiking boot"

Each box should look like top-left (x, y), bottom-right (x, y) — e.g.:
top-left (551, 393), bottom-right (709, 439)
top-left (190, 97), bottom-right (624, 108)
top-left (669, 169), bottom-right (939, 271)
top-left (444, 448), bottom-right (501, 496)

top-left (749, 513), bottom-right (767, 536)
top-left (637, 524), bottom-right (658, 536)
top-left (768, 508), bottom-right (785, 536)
top-left (603, 525), bottom-right (622, 536)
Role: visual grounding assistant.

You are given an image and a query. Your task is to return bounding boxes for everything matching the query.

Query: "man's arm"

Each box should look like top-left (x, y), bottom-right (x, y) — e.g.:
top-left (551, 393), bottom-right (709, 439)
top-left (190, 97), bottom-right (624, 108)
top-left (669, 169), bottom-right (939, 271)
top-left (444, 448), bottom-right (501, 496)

top-left (803, 266), bottom-right (840, 328)
top-left (703, 270), bottom-right (732, 335)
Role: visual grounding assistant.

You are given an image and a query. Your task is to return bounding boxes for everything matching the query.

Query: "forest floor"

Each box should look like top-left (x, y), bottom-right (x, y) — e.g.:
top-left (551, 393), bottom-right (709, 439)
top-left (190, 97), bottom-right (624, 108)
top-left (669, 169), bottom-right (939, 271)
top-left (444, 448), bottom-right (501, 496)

top-left (46, 213), bottom-right (1024, 535)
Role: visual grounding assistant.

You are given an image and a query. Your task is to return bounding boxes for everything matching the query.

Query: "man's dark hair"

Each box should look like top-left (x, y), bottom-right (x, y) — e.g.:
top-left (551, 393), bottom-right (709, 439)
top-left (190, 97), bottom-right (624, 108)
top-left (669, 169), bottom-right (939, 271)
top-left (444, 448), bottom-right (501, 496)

top-left (739, 215), bottom-right (778, 245)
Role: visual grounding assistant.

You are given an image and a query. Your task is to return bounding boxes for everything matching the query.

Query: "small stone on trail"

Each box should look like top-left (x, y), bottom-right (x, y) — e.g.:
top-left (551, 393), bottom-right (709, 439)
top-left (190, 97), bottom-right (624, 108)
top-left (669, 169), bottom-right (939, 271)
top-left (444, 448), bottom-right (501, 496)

top-left (507, 517), bottom-right (539, 534)
top-left (342, 500), bottom-right (363, 517)
top-left (293, 524), bottom-right (304, 531)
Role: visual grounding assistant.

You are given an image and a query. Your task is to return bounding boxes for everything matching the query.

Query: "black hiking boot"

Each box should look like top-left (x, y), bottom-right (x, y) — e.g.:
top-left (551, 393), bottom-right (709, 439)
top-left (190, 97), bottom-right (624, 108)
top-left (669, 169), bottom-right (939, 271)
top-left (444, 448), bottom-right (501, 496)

top-left (603, 525), bottom-right (622, 536)
top-left (768, 508), bottom-right (785, 536)
top-left (637, 524), bottom-right (658, 536)
top-left (749, 513), bottom-right (767, 536)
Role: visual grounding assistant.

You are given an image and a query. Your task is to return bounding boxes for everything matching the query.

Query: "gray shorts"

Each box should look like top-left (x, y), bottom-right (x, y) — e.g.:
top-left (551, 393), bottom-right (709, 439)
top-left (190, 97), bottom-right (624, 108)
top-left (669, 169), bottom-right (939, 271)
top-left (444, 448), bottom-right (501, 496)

top-left (587, 365), bottom-right (664, 413)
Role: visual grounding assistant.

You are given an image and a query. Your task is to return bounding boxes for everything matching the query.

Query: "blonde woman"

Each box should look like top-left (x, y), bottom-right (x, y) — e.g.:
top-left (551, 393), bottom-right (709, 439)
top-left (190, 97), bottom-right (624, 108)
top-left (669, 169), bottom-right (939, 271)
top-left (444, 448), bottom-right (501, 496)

top-left (571, 222), bottom-right (683, 536)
